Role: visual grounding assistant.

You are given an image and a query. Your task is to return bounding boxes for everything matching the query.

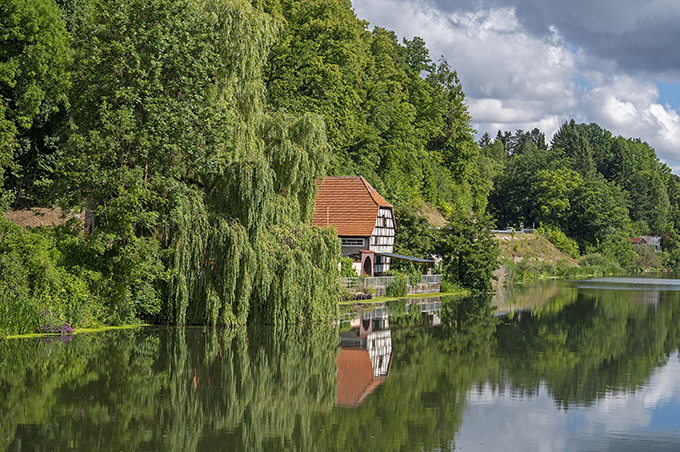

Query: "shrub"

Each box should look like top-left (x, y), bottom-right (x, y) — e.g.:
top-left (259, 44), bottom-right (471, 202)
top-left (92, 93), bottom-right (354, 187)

top-left (0, 219), bottom-right (93, 336)
top-left (440, 278), bottom-right (464, 293)
top-left (538, 225), bottom-right (580, 259)
top-left (408, 263), bottom-right (422, 286)
top-left (340, 257), bottom-right (357, 277)
top-left (578, 253), bottom-right (612, 267)
top-left (386, 274), bottom-right (408, 297)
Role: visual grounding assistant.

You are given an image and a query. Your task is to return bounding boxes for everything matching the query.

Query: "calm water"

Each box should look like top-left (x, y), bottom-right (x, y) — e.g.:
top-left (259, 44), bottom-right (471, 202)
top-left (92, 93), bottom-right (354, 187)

top-left (2, 276), bottom-right (680, 451)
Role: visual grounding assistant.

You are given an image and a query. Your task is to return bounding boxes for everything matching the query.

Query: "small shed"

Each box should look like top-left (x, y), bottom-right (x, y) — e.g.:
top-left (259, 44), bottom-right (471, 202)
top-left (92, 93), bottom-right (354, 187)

top-left (630, 236), bottom-right (662, 252)
top-left (312, 176), bottom-right (395, 275)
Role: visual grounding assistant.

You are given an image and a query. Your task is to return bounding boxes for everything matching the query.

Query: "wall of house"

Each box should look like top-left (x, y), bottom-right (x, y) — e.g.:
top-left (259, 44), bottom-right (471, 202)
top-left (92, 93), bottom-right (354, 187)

top-left (370, 207), bottom-right (395, 274)
top-left (340, 236), bottom-right (370, 258)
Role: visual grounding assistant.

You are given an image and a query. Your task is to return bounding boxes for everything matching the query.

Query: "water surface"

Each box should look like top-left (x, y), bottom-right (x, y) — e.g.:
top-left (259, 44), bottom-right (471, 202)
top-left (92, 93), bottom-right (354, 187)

top-left (2, 276), bottom-right (680, 451)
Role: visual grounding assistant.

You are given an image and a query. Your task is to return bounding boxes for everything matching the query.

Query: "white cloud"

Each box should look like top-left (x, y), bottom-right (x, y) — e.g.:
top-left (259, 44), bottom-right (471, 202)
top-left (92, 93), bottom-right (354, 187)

top-left (584, 76), bottom-right (680, 164)
top-left (353, 0), bottom-right (680, 170)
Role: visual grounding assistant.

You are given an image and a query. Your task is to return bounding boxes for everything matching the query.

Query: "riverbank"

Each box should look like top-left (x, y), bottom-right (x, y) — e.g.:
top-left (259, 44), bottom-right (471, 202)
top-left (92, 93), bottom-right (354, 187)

top-left (494, 231), bottom-right (637, 286)
top-left (339, 291), bottom-right (468, 306)
top-left (5, 324), bottom-right (150, 340)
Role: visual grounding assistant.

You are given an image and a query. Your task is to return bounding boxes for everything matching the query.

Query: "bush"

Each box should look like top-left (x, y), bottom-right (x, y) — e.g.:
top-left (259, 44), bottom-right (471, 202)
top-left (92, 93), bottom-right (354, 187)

top-left (0, 219), bottom-right (92, 336)
top-left (340, 257), bottom-right (357, 277)
top-left (578, 253), bottom-right (612, 267)
top-left (538, 225), bottom-right (580, 259)
top-left (386, 274), bottom-right (408, 297)
top-left (409, 266), bottom-right (422, 286)
top-left (440, 278), bottom-right (464, 293)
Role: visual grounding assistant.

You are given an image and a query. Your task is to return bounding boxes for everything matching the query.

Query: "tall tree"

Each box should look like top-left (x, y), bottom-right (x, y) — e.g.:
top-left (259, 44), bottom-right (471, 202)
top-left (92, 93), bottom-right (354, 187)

top-left (61, 0), bottom-right (339, 324)
top-left (552, 120), bottom-right (596, 176)
top-left (0, 0), bottom-right (71, 209)
top-left (437, 212), bottom-right (499, 292)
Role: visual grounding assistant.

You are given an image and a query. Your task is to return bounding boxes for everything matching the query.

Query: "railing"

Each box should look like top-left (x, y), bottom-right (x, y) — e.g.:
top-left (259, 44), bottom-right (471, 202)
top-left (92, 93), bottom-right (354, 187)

top-left (420, 274), bottom-right (442, 284)
top-left (340, 274), bottom-right (442, 290)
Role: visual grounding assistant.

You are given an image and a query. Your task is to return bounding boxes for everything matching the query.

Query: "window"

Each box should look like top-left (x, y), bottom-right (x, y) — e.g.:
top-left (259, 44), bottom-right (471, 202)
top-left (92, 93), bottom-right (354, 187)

top-left (341, 238), bottom-right (365, 247)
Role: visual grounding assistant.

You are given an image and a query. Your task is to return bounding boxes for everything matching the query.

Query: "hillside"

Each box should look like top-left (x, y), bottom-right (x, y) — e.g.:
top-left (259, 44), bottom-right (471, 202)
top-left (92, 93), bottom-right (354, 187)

top-left (496, 232), bottom-right (576, 265)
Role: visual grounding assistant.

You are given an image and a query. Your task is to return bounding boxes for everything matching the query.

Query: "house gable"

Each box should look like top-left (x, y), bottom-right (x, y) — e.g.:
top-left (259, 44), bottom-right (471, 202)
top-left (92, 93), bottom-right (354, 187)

top-left (312, 176), bottom-right (396, 274)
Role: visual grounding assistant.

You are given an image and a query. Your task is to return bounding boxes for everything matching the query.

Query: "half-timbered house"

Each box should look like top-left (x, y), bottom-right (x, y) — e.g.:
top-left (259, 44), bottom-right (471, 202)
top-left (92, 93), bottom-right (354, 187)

top-left (312, 176), bottom-right (395, 275)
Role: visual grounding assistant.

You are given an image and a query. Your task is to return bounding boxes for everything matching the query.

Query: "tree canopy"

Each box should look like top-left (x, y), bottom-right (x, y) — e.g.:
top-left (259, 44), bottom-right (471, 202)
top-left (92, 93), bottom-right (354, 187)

top-left (2, 0), bottom-right (680, 333)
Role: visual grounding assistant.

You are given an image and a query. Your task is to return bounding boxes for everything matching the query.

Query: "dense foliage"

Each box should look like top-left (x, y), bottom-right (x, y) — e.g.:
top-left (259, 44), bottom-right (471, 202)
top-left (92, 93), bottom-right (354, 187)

top-left (0, 0), bottom-right (71, 209)
top-left (486, 121), bottom-right (680, 271)
top-left (1, 0), bottom-right (343, 334)
top-left (2, 0), bottom-right (679, 334)
top-left (261, 0), bottom-right (488, 213)
top-left (436, 212), bottom-right (500, 292)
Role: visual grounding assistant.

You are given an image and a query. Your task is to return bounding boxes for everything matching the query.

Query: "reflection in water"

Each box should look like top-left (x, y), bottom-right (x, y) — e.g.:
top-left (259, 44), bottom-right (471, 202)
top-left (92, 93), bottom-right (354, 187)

top-left (459, 354), bottom-right (680, 452)
top-left (337, 310), bottom-right (392, 407)
top-left (1, 283), bottom-right (680, 451)
top-left (335, 300), bottom-right (444, 408)
top-left (577, 276), bottom-right (680, 291)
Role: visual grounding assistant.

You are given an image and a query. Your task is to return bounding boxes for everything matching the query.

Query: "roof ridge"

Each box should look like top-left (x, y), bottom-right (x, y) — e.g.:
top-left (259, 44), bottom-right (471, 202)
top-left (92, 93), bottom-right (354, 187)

top-left (359, 176), bottom-right (391, 208)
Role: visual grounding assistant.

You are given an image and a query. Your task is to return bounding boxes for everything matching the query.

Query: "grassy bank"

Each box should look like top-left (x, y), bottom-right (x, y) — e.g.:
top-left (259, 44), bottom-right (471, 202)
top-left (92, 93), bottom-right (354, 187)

top-left (339, 290), bottom-right (468, 306)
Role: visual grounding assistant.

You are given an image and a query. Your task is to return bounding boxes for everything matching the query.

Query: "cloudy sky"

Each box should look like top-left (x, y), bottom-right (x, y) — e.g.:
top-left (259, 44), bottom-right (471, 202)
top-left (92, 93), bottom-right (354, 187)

top-left (353, 0), bottom-right (680, 171)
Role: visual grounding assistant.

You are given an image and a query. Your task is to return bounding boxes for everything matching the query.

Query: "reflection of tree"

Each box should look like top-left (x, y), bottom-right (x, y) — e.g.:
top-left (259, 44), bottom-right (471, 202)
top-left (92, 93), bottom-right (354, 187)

top-left (311, 295), bottom-right (499, 451)
top-left (495, 279), bottom-right (580, 321)
top-left (438, 295), bottom-right (499, 358)
top-left (495, 290), bottom-right (680, 408)
top-left (4, 290), bottom-right (677, 450)
top-left (0, 330), bottom-right (162, 451)
top-left (0, 325), bottom-right (340, 451)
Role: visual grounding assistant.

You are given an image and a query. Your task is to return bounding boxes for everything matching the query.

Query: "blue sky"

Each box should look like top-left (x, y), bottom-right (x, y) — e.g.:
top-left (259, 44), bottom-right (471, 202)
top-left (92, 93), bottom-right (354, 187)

top-left (354, 0), bottom-right (680, 171)
top-left (659, 83), bottom-right (680, 110)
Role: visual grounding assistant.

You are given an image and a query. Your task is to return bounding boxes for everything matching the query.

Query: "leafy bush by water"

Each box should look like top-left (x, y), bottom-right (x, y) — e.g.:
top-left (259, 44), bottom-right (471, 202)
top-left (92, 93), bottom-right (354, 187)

top-left (386, 274), bottom-right (408, 297)
top-left (538, 225), bottom-right (580, 259)
top-left (0, 219), bottom-right (93, 336)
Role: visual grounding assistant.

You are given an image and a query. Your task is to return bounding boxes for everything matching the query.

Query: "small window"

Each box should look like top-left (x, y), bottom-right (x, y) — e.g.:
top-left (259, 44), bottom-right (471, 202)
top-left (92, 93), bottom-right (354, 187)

top-left (341, 238), bottom-right (365, 247)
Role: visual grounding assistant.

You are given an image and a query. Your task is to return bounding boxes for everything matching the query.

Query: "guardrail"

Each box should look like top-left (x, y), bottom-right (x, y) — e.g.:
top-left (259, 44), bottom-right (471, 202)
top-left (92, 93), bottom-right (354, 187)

top-left (340, 274), bottom-right (442, 290)
top-left (420, 274), bottom-right (442, 284)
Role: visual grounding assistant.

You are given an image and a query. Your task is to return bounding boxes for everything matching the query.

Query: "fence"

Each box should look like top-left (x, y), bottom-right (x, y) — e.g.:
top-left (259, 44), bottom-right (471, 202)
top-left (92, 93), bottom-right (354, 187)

top-left (340, 274), bottom-right (442, 291)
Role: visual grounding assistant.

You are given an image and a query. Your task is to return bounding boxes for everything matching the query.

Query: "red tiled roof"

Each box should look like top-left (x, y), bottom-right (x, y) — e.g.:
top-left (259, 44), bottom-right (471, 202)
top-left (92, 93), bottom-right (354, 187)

top-left (312, 176), bottom-right (392, 237)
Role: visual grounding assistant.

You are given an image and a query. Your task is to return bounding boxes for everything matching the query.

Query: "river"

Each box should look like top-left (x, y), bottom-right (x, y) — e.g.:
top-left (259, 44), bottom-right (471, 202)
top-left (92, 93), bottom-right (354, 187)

top-left (2, 275), bottom-right (680, 451)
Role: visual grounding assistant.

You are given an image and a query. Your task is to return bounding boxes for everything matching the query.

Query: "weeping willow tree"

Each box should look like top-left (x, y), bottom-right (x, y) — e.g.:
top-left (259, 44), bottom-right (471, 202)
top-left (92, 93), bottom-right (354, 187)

top-left (62, 0), bottom-right (340, 325)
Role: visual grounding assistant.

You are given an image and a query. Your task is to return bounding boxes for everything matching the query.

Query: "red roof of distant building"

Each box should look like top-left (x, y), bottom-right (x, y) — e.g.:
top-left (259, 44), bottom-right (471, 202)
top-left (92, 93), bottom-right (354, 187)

top-left (630, 237), bottom-right (647, 244)
top-left (312, 176), bottom-right (392, 237)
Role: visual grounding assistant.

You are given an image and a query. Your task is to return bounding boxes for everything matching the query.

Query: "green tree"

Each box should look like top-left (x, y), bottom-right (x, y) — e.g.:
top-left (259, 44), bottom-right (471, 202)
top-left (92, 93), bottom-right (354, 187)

top-left (263, 0), bottom-right (369, 152)
top-left (567, 174), bottom-right (631, 250)
top-left (532, 167), bottom-right (582, 226)
top-left (0, 0), bottom-right (72, 209)
top-left (551, 119), bottom-right (596, 176)
top-left (437, 212), bottom-right (499, 292)
top-left (60, 0), bottom-right (339, 325)
top-left (488, 146), bottom-right (566, 228)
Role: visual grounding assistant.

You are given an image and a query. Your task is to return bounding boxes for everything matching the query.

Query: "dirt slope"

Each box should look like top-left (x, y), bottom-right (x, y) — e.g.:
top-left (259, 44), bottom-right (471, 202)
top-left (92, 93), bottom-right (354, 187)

top-left (3, 207), bottom-right (80, 228)
top-left (496, 232), bottom-right (576, 265)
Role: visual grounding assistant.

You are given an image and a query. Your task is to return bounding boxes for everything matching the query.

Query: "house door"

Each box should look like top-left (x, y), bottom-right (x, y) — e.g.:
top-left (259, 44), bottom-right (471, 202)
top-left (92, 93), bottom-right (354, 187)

top-left (363, 255), bottom-right (373, 276)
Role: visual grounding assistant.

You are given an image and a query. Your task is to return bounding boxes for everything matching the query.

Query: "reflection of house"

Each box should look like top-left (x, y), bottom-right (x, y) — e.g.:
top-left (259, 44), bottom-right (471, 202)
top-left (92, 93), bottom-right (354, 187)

top-left (336, 312), bottom-right (392, 407)
top-left (629, 290), bottom-right (660, 307)
top-left (630, 236), bottom-right (662, 252)
top-left (312, 176), bottom-right (395, 275)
